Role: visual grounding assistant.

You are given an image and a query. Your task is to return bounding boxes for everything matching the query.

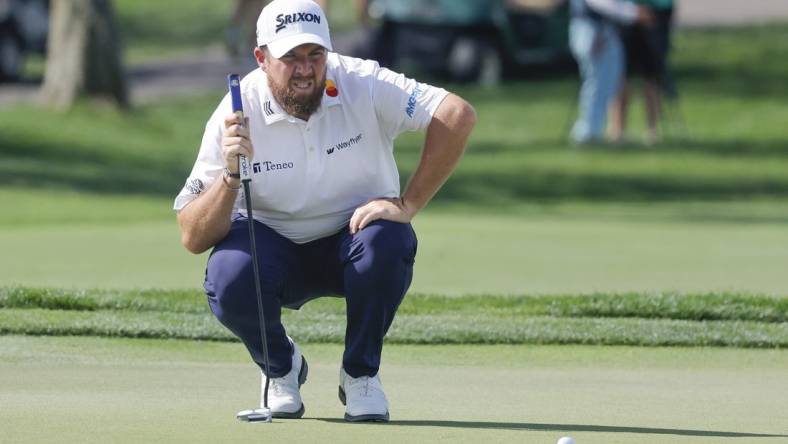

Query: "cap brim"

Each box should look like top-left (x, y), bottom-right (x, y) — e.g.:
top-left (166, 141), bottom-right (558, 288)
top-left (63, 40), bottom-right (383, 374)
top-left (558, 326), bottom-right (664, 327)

top-left (267, 33), bottom-right (332, 58)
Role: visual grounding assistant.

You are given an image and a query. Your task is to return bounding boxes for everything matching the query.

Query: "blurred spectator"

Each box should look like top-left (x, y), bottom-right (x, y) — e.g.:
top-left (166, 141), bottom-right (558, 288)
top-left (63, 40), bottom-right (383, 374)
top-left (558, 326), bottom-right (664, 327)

top-left (0, 0), bottom-right (49, 82)
top-left (568, 0), bottom-right (654, 144)
top-left (227, 0), bottom-right (266, 57)
top-left (355, 0), bottom-right (370, 28)
top-left (609, 0), bottom-right (674, 144)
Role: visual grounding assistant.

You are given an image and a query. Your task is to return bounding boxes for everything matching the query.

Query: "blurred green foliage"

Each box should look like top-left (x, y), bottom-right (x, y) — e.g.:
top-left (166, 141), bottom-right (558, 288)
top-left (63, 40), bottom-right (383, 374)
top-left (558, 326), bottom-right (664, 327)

top-left (115, 0), bottom-right (230, 59)
top-left (115, 0), bottom-right (359, 61)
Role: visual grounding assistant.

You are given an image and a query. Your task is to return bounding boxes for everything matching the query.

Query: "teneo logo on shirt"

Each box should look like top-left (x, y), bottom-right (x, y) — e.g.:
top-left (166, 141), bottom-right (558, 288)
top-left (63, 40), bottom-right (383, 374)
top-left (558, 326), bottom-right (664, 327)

top-left (275, 12), bottom-right (321, 33)
top-left (326, 133), bottom-right (362, 155)
top-left (406, 85), bottom-right (423, 118)
top-left (255, 160), bottom-right (295, 172)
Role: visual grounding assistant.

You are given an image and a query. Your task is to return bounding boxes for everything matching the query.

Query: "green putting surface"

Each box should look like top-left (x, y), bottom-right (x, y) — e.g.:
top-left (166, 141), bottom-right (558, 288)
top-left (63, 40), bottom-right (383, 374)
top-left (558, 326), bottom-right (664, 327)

top-left (1, 336), bottom-right (786, 443)
top-left (3, 207), bottom-right (788, 295)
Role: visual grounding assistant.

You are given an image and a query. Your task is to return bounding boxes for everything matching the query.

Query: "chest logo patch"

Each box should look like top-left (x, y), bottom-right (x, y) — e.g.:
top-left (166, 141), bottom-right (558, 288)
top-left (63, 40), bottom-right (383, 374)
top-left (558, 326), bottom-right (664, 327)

top-left (326, 133), bottom-right (362, 155)
top-left (254, 161), bottom-right (295, 172)
top-left (325, 79), bottom-right (338, 97)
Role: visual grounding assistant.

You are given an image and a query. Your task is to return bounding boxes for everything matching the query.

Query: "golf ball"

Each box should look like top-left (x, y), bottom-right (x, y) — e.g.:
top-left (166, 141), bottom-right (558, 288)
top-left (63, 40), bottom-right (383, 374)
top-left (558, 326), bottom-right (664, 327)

top-left (557, 437), bottom-right (575, 444)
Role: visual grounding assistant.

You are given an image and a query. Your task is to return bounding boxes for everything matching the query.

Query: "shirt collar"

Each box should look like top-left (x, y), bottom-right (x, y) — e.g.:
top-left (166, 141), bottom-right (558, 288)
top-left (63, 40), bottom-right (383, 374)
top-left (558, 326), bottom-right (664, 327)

top-left (259, 72), bottom-right (342, 125)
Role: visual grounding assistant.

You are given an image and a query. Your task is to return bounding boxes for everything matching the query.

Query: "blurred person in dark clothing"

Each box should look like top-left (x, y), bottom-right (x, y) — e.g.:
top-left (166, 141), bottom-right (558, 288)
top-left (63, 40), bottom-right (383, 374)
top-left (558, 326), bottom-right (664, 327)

top-left (609, 0), bottom-right (674, 144)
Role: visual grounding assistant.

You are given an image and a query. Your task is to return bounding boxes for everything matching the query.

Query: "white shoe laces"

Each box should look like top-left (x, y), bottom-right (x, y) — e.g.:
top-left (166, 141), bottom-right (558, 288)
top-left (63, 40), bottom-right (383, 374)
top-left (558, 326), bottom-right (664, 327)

top-left (269, 369), bottom-right (298, 396)
top-left (348, 375), bottom-right (382, 398)
top-left (270, 377), bottom-right (285, 395)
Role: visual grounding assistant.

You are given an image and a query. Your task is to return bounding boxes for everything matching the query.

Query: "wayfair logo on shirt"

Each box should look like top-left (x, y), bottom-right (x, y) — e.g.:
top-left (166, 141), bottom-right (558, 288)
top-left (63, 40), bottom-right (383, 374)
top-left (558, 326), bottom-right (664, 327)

top-left (326, 133), bottom-right (363, 155)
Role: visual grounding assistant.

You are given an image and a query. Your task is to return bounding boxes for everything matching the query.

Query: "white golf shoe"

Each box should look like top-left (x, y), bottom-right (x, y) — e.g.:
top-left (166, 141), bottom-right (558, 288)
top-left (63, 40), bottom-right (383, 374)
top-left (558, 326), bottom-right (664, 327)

top-left (261, 338), bottom-right (308, 418)
top-left (338, 367), bottom-right (390, 422)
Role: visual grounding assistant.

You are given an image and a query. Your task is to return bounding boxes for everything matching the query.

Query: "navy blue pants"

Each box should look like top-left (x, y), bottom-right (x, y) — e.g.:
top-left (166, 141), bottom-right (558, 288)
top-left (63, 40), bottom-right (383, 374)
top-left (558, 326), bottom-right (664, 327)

top-left (204, 215), bottom-right (417, 378)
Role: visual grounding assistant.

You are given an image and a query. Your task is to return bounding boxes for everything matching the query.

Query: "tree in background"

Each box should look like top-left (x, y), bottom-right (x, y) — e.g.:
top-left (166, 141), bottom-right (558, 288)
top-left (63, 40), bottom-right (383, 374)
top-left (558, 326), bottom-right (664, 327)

top-left (41, 0), bottom-right (127, 109)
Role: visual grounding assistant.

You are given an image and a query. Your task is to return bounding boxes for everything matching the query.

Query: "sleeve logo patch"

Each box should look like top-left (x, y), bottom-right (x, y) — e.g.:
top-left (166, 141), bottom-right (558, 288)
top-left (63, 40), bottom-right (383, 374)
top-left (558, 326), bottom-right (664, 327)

top-left (406, 85), bottom-right (423, 118)
top-left (185, 178), bottom-right (205, 195)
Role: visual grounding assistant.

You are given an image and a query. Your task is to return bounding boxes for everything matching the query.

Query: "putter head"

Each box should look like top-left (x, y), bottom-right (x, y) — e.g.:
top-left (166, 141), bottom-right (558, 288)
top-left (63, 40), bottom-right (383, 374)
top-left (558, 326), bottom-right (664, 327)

top-left (236, 407), bottom-right (272, 423)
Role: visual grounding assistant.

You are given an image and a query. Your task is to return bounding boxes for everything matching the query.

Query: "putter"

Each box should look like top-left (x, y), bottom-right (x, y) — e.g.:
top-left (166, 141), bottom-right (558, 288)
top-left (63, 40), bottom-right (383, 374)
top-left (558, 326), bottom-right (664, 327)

top-left (228, 73), bottom-right (273, 423)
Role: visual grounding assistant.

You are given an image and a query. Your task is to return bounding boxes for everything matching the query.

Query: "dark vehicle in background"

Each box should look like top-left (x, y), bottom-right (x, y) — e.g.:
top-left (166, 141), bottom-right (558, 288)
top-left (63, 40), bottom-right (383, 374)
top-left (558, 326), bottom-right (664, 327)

top-left (0, 0), bottom-right (48, 82)
top-left (366, 0), bottom-right (569, 84)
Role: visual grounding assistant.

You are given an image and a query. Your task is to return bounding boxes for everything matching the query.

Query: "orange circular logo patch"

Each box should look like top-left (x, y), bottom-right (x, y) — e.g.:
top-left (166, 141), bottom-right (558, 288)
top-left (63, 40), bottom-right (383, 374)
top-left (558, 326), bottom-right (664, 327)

top-left (325, 79), bottom-right (338, 97)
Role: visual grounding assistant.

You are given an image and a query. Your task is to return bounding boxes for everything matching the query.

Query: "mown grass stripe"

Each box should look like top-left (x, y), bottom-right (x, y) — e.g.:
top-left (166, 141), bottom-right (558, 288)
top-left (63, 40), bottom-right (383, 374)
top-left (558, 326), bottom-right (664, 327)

top-left (1, 308), bottom-right (786, 348)
top-left (2, 287), bottom-right (786, 322)
top-left (0, 309), bottom-right (233, 341)
top-left (0, 287), bottom-right (206, 313)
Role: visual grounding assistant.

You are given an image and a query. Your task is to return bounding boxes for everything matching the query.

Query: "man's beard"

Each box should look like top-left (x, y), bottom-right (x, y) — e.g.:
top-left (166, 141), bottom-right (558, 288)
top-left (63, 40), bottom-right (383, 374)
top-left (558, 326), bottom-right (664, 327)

top-left (268, 72), bottom-right (325, 118)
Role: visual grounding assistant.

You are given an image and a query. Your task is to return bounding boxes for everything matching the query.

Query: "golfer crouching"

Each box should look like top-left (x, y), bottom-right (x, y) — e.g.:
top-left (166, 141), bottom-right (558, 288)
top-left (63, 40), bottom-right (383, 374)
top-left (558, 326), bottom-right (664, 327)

top-left (174, 0), bottom-right (475, 422)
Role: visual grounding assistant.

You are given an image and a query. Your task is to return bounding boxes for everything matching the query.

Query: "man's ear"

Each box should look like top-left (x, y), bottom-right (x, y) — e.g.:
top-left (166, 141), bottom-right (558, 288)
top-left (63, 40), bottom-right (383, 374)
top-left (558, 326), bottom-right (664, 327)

top-left (254, 47), bottom-right (267, 71)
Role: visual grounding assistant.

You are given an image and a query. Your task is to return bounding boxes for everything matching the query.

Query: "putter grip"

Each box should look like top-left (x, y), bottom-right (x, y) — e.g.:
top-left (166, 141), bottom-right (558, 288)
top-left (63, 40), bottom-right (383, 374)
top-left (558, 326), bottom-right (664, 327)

top-left (228, 74), bottom-right (251, 182)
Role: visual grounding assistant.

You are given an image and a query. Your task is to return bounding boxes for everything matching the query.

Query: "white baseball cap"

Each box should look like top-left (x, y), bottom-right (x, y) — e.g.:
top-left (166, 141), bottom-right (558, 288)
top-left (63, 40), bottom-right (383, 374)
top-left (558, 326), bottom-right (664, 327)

top-left (256, 0), bottom-right (333, 58)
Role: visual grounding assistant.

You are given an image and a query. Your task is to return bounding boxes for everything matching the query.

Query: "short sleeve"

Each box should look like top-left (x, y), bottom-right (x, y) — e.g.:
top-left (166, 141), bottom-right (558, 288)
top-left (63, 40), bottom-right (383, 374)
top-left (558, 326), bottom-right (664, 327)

top-left (371, 66), bottom-right (449, 140)
top-left (173, 98), bottom-right (228, 211)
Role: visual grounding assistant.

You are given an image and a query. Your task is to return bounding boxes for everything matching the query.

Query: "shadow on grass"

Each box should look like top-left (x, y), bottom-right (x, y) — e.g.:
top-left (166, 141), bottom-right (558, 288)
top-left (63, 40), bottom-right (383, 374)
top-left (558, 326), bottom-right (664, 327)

top-left (399, 137), bottom-right (788, 204)
top-left (672, 66), bottom-right (788, 101)
top-left (0, 135), bottom-right (189, 196)
top-left (313, 418), bottom-right (786, 437)
top-left (512, 138), bottom-right (788, 158)
top-left (612, 139), bottom-right (788, 158)
top-left (5, 134), bottom-right (788, 207)
top-left (3, 117), bottom-right (788, 205)
top-left (427, 168), bottom-right (788, 203)
top-left (0, 157), bottom-right (184, 196)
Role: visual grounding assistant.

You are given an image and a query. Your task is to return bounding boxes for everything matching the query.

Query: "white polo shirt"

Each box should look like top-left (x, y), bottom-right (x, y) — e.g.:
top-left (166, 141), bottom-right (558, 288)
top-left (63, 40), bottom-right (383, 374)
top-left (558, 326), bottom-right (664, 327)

top-left (174, 53), bottom-right (449, 244)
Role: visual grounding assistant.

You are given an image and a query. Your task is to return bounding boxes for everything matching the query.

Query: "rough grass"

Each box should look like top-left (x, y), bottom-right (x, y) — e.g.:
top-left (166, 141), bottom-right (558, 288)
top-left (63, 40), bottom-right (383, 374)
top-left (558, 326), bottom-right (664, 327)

top-left (2, 308), bottom-right (787, 347)
top-left (2, 287), bottom-right (785, 347)
top-left (3, 287), bottom-right (786, 321)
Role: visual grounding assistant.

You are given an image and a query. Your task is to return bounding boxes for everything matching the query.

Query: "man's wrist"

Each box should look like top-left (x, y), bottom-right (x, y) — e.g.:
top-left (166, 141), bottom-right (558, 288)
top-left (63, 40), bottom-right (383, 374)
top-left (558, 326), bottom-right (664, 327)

top-left (398, 196), bottom-right (419, 220)
top-left (222, 169), bottom-right (241, 190)
top-left (224, 167), bottom-right (241, 179)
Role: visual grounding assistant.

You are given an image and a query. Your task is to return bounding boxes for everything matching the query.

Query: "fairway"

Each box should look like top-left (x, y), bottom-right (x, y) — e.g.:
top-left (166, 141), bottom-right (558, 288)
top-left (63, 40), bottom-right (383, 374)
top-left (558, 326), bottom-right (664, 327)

top-left (1, 336), bottom-right (786, 444)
